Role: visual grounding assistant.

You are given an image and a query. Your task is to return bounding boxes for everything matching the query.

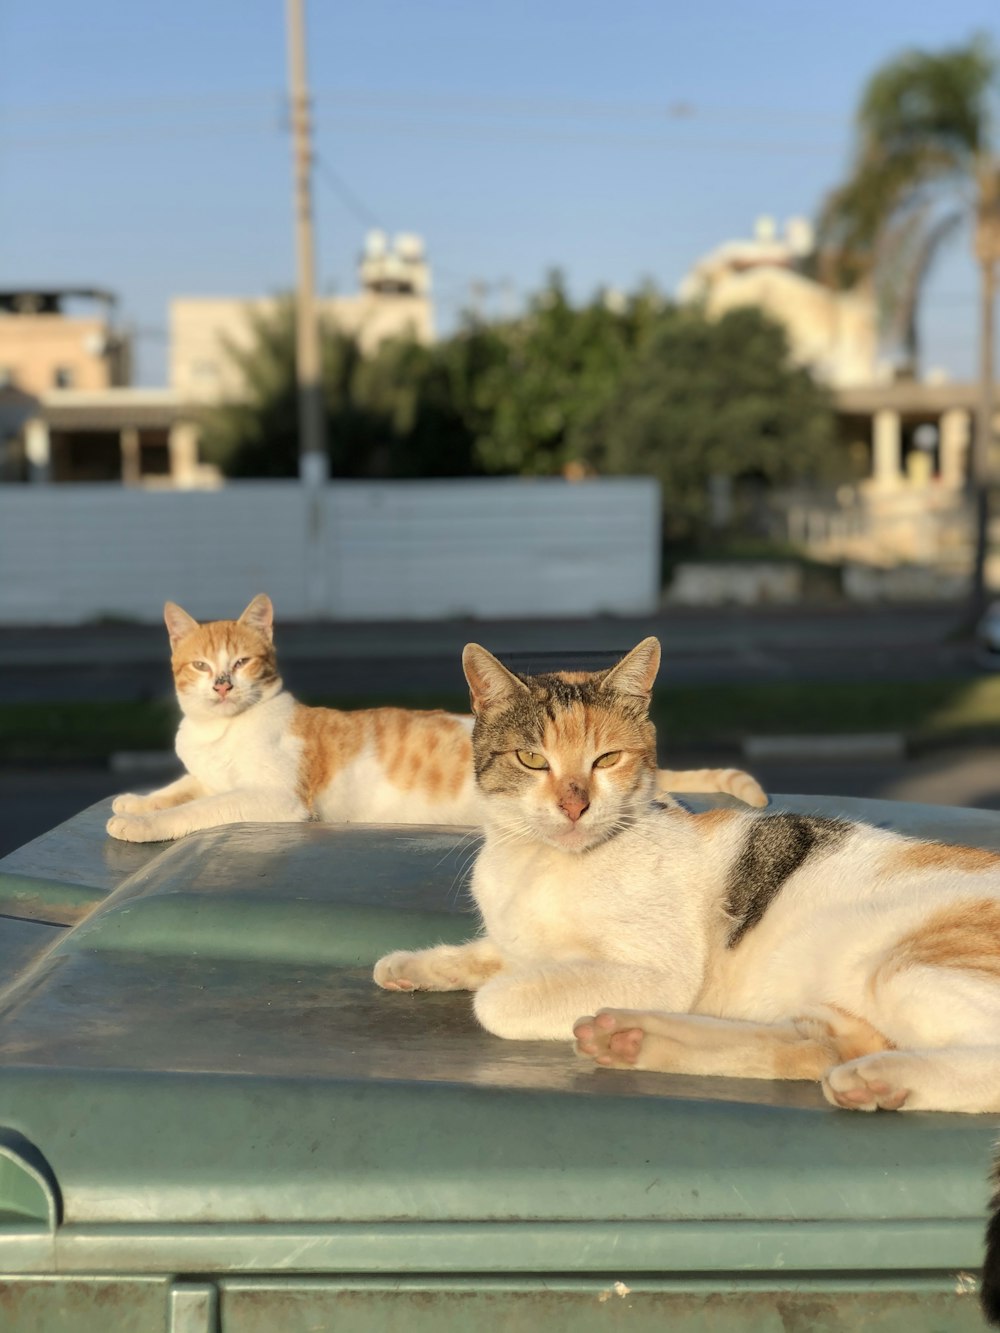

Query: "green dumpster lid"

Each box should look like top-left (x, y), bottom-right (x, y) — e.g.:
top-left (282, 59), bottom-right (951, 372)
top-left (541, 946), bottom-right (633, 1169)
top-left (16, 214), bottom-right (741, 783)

top-left (0, 793), bottom-right (996, 1279)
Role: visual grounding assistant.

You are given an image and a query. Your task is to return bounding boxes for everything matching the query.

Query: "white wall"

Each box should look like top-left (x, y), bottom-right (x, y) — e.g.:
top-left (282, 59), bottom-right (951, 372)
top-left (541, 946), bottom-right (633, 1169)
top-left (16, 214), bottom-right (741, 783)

top-left (0, 478), bottom-right (661, 624)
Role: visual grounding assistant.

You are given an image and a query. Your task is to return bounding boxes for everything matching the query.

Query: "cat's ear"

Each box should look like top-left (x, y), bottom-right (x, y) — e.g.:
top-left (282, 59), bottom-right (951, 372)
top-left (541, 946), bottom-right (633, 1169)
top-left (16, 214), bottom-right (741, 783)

top-left (602, 637), bottom-right (660, 703)
top-left (462, 643), bottom-right (528, 714)
top-left (238, 594), bottom-right (274, 641)
top-left (163, 601), bottom-right (200, 648)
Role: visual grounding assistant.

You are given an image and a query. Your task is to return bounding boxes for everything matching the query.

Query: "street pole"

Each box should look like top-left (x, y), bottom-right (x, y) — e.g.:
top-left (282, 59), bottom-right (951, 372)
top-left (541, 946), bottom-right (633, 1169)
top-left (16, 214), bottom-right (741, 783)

top-left (286, 0), bottom-right (328, 614)
top-left (969, 174), bottom-right (999, 626)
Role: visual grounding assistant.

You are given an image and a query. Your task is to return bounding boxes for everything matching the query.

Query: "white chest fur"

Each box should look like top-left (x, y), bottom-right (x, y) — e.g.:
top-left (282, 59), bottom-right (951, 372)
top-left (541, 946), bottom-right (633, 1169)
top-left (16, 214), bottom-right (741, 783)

top-left (472, 809), bottom-right (713, 976)
top-left (176, 692), bottom-right (302, 795)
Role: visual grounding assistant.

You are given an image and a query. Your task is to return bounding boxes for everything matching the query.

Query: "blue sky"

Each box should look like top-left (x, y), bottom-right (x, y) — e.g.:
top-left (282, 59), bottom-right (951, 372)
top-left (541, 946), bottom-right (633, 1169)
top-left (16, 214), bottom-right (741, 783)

top-left (2, 0), bottom-right (997, 383)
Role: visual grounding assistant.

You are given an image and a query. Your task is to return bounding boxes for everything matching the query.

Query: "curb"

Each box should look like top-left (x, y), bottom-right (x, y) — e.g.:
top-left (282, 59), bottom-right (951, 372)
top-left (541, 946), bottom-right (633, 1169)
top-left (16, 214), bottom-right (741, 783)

top-left (109, 751), bottom-right (180, 775)
top-left (742, 734), bottom-right (906, 762)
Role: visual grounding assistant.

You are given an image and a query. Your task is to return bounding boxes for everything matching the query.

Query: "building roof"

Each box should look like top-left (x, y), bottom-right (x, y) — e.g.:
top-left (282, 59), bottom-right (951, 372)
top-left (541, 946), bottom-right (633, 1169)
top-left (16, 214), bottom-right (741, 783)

top-left (28, 388), bottom-right (189, 431)
top-left (0, 288), bottom-right (118, 316)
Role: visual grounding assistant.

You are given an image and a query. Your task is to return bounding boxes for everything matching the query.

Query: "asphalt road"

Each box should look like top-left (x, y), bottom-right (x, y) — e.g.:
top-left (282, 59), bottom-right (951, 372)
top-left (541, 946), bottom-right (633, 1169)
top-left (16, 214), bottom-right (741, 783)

top-left (0, 604), bottom-right (977, 703)
top-left (2, 602), bottom-right (995, 859)
top-left (4, 745), bottom-right (1000, 861)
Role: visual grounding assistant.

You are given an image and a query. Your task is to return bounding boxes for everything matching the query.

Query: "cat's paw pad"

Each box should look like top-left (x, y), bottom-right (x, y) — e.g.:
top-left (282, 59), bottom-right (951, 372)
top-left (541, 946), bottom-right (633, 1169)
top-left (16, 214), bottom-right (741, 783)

top-left (573, 1011), bottom-right (646, 1068)
top-left (823, 1056), bottom-right (910, 1112)
top-left (373, 951), bottom-right (424, 991)
top-left (106, 813), bottom-right (169, 844)
top-left (111, 793), bottom-right (149, 815)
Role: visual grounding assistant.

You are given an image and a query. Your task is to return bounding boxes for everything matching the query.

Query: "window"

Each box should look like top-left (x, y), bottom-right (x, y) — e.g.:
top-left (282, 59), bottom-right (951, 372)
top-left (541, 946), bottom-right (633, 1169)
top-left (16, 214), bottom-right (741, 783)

top-left (53, 366), bottom-right (75, 388)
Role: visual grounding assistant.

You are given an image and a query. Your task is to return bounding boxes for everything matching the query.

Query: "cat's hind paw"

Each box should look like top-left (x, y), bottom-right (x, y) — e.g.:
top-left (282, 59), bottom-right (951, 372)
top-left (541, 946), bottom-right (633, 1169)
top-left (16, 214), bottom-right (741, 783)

top-left (106, 813), bottom-right (172, 844)
top-left (573, 1011), bottom-right (646, 1068)
top-left (823, 1054), bottom-right (911, 1112)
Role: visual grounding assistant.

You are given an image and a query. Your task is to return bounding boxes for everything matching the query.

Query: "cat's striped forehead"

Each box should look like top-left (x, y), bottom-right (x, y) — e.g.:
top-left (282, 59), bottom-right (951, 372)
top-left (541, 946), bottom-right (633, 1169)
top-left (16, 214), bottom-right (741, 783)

top-left (170, 618), bottom-right (271, 667)
top-left (476, 667), bottom-right (654, 755)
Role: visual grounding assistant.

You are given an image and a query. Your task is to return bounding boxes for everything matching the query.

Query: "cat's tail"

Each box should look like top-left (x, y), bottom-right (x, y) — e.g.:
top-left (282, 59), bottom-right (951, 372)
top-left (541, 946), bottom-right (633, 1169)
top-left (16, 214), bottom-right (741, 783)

top-left (656, 766), bottom-right (769, 809)
top-left (983, 1156), bottom-right (1000, 1325)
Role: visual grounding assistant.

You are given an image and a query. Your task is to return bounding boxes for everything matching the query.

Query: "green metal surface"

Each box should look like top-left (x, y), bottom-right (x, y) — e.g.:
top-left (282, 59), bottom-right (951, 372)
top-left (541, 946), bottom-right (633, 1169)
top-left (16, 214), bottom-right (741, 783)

top-left (0, 793), bottom-right (996, 1330)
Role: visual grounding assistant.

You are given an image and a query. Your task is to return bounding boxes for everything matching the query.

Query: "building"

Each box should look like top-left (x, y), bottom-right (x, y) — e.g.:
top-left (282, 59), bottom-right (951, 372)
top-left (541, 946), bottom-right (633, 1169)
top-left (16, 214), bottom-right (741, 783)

top-left (171, 231), bottom-right (434, 404)
top-left (0, 288), bottom-right (130, 395)
top-left (678, 216), bottom-right (885, 389)
top-left (679, 218), bottom-right (1000, 580)
top-left (0, 287), bottom-right (215, 487)
top-left (1, 234), bottom-right (434, 486)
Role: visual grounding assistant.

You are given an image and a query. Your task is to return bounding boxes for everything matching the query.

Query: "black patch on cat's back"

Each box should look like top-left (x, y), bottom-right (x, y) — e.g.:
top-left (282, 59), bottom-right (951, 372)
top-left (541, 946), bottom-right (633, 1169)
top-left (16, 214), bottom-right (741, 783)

top-left (725, 814), bottom-right (851, 948)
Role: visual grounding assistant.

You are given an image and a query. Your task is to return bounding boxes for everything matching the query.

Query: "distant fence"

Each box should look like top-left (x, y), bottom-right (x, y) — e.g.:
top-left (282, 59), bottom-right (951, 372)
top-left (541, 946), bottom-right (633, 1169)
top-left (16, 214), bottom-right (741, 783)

top-left (0, 477), bottom-right (661, 624)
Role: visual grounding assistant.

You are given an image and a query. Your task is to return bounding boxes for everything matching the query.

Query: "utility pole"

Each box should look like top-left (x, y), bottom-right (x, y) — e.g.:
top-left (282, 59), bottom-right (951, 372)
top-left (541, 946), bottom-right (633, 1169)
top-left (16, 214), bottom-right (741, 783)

top-left (969, 177), bottom-right (1000, 624)
top-left (285, 0), bottom-right (328, 612)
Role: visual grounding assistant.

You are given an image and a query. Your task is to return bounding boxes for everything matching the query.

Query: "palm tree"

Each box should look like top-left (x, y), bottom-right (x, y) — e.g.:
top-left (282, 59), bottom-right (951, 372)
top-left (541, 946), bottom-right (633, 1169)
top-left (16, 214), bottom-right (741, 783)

top-left (817, 36), bottom-right (1000, 616)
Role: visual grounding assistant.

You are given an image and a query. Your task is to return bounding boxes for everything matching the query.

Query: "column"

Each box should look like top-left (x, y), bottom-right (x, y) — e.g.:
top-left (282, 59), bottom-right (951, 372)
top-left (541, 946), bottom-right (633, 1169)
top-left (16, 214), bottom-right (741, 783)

top-left (168, 420), bottom-right (200, 486)
top-left (939, 408), bottom-right (971, 489)
top-left (872, 409), bottom-right (902, 487)
top-left (120, 426), bottom-right (141, 486)
top-left (24, 418), bottom-right (51, 483)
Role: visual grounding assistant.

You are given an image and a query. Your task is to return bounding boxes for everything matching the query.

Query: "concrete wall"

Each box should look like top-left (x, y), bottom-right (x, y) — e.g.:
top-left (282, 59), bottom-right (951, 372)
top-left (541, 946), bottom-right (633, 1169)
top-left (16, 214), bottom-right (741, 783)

top-left (0, 478), bottom-right (660, 624)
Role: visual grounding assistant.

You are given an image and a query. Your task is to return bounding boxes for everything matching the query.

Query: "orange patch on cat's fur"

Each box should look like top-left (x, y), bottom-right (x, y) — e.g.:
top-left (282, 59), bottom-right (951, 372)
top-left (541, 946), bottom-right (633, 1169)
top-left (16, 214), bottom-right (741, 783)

top-left (539, 704), bottom-right (651, 771)
top-left (892, 841), bottom-right (1000, 874)
top-left (878, 899), bottom-right (1000, 982)
top-left (819, 1004), bottom-right (894, 1060)
top-left (291, 705), bottom-right (369, 812)
top-left (371, 708), bottom-right (471, 801)
top-left (774, 1005), bottom-right (893, 1079)
top-left (771, 1035), bottom-right (838, 1081)
top-left (692, 809), bottom-right (739, 834)
top-left (291, 705), bottom-right (471, 810)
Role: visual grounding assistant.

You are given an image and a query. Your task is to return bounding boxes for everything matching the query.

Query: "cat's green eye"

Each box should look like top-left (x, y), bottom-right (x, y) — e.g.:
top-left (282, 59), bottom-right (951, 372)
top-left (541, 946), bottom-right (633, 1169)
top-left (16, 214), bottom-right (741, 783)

top-left (191, 661), bottom-right (210, 672)
top-left (593, 751), bottom-right (621, 769)
top-left (516, 750), bottom-right (549, 770)
top-left (233, 657), bottom-right (251, 669)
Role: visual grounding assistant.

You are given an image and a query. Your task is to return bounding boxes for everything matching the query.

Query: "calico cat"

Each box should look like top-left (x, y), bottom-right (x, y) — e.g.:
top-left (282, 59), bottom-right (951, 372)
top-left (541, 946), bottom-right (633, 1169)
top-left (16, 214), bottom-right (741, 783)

top-left (106, 596), bottom-right (767, 844)
top-left (375, 637), bottom-right (1000, 1116)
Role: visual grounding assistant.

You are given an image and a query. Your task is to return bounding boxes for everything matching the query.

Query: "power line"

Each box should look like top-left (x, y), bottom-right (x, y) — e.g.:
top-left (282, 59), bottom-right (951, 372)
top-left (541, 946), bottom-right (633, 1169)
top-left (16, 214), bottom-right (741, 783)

top-left (312, 155), bottom-right (381, 230)
top-left (0, 86), bottom-right (851, 127)
top-left (0, 115), bottom-right (846, 155)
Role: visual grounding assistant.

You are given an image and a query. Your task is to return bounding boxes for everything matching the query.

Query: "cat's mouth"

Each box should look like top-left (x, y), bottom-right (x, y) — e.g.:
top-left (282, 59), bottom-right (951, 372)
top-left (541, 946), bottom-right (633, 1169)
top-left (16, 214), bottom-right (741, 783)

top-left (546, 820), bottom-right (610, 853)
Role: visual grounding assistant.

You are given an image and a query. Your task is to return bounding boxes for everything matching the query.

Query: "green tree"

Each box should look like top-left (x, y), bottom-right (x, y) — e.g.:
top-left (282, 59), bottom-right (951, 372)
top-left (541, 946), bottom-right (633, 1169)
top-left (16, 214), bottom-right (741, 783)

top-left (468, 275), bottom-right (667, 475)
top-left (817, 35), bottom-right (1000, 613)
top-left (572, 306), bottom-right (837, 539)
top-left (200, 299), bottom-right (485, 480)
top-left (200, 299), bottom-right (395, 478)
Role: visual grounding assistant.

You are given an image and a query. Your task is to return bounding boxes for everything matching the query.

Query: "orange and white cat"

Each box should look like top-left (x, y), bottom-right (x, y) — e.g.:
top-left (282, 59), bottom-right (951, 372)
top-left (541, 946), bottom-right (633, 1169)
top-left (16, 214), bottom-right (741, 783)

top-left (106, 595), bottom-right (767, 844)
top-left (375, 637), bottom-right (1000, 1115)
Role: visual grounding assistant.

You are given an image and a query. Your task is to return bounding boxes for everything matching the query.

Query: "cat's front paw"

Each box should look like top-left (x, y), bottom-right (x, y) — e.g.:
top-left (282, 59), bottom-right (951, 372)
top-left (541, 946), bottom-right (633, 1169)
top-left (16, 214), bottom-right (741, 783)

top-left (106, 813), bottom-right (174, 844)
top-left (111, 792), bottom-right (152, 815)
top-left (374, 952), bottom-right (416, 992)
top-left (373, 947), bottom-right (472, 992)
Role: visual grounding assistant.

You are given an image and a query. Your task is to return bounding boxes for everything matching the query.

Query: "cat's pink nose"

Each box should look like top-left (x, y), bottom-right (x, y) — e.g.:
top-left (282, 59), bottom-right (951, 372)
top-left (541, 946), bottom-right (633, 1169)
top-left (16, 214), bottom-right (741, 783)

top-left (559, 787), bottom-right (590, 823)
top-left (214, 681), bottom-right (232, 697)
